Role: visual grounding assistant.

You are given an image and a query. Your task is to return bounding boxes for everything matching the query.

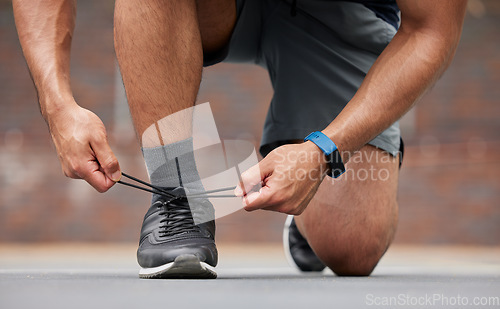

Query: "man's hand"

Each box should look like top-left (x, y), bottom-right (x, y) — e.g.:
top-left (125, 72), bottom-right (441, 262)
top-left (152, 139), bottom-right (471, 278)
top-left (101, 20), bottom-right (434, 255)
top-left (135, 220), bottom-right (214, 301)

top-left (47, 103), bottom-right (121, 192)
top-left (13, 0), bottom-right (122, 192)
top-left (234, 142), bottom-right (329, 215)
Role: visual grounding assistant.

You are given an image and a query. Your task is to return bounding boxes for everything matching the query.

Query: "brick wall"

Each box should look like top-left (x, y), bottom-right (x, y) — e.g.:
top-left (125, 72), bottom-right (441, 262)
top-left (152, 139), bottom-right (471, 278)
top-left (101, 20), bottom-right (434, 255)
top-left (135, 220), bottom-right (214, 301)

top-left (0, 0), bottom-right (498, 244)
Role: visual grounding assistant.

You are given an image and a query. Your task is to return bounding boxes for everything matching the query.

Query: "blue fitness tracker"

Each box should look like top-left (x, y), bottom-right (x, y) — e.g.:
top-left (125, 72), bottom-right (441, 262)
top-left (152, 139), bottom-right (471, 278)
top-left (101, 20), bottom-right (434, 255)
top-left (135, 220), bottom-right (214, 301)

top-left (304, 131), bottom-right (346, 178)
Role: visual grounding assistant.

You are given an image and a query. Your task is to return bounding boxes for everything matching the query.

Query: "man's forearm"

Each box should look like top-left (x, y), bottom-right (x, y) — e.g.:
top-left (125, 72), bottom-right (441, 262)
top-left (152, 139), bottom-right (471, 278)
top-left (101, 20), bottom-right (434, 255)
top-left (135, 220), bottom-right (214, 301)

top-left (13, 0), bottom-right (77, 119)
top-left (323, 0), bottom-right (467, 162)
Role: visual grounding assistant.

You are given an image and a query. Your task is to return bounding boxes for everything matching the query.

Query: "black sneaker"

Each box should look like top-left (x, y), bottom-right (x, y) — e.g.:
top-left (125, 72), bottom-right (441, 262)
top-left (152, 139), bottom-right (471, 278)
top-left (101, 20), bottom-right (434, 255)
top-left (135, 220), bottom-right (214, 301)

top-left (137, 187), bottom-right (218, 279)
top-left (283, 215), bottom-right (326, 272)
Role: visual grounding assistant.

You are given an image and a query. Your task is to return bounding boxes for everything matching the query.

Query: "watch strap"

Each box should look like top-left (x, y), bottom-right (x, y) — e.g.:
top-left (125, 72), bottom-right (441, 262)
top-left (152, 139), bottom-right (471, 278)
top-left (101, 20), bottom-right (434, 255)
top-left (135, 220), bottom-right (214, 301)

top-left (304, 131), bottom-right (345, 178)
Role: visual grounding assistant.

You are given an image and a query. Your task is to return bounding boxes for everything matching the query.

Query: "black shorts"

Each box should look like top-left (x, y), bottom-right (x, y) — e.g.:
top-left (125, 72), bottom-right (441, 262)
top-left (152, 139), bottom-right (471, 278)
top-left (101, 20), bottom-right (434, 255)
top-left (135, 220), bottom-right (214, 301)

top-left (205, 0), bottom-right (402, 160)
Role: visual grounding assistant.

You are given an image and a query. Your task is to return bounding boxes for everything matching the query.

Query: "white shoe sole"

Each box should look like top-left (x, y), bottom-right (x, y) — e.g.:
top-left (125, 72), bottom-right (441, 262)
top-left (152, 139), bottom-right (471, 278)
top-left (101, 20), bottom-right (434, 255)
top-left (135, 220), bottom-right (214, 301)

top-left (283, 215), bottom-right (301, 270)
top-left (139, 254), bottom-right (217, 279)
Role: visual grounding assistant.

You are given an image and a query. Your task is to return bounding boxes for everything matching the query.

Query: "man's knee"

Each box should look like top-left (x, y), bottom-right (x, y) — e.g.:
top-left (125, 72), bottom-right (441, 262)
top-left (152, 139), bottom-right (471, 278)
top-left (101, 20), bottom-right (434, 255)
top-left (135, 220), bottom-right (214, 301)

top-left (326, 251), bottom-right (382, 277)
top-left (310, 218), bottom-right (396, 277)
top-left (321, 239), bottom-right (389, 276)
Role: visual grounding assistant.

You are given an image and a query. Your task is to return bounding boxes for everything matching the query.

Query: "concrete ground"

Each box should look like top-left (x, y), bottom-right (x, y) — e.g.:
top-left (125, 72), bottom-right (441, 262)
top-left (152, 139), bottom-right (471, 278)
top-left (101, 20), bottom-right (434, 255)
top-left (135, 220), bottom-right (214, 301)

top-left (1, 244), bottom-right (499, 309)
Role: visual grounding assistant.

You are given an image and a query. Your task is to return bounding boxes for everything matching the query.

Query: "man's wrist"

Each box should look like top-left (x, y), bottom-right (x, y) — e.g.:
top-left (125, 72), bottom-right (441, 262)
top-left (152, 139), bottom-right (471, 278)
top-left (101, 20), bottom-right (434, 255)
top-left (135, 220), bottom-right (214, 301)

top-left (304, 131), bottom-right (346, 178)
top-left (303, 140), bottom-right (330, 173)
top-left (321, 127), bottom-right (350, 163)
top-left (40, 92), bottom-right (77, 120)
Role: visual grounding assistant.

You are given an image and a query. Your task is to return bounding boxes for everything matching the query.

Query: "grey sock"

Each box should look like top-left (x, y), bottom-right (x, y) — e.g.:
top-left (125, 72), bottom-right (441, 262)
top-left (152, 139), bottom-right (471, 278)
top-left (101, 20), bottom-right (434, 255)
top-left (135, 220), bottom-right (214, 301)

top-left (142, 138), bottom-right (215, 224)
top-left (142, 137), bottom-right (204, 192)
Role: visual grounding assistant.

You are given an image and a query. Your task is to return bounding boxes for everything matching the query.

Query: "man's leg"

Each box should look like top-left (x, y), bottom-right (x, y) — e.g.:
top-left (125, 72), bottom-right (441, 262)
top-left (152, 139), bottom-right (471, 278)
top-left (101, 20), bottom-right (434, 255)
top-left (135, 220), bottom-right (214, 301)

top-left (295, 145), bottom-right (399, 276)
top-left (114, 0), bottom-right (199, 143)
top-left (113, 0), bottom-right (237, 278)
top-left (114, 0), bottom-right (236, 142)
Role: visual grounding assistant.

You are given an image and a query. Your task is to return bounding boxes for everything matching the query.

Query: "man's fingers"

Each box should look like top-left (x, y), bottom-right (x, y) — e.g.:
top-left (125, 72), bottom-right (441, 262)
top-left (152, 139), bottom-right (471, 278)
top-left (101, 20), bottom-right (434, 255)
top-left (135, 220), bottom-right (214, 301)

top-left (82, 165), bottom-right (116, 193)
top-left (234, 160), bottom-right (270, 197)
top-left (242, 185), bottom-right (274, 211)
top-left (91, 138), bottom-right (121, 182)
top-left (77, 136), bottom-right (120, 193)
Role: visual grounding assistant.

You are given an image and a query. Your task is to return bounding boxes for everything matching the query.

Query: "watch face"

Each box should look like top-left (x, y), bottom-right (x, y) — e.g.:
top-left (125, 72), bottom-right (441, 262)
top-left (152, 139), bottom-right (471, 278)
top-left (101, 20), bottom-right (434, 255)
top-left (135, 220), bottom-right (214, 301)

top-left (331, 167), bottom-right (345, 178)
top-left (328, 149), bottom-right (346, 178)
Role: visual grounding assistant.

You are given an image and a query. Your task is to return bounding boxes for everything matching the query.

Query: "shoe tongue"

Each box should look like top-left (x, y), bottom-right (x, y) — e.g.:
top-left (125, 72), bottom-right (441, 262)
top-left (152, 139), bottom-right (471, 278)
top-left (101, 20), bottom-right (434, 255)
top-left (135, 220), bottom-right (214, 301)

top-left (151, 187), bottom-right (186, 204)
top-left (170, 187), bottom-right (186, 197)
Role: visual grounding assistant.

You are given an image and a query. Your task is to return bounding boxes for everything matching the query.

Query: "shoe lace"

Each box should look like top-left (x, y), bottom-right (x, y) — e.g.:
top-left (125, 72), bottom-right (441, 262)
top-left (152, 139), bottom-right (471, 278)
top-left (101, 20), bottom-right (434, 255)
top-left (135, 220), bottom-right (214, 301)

top-left (117, 172), bottom-right (236, 237)
top-left (117, 172), bottom-right (236, 199)
top-left (157, 195), bottom-right (199, 237)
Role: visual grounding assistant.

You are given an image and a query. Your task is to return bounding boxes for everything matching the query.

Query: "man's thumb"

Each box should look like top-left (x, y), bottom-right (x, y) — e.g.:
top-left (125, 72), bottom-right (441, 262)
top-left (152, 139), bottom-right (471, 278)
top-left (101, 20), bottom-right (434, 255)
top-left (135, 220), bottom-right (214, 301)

top-left (92, 140), bottom-right (121, 182)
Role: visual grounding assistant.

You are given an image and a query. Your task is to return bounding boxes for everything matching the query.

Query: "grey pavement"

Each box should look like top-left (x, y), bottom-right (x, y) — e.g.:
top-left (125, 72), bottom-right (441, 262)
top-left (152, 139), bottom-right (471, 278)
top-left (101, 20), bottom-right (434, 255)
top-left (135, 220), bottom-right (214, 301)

top-left (1, 244), bottom-right (499, 309)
